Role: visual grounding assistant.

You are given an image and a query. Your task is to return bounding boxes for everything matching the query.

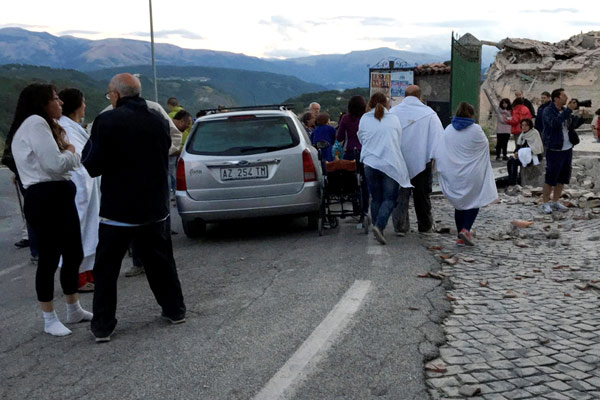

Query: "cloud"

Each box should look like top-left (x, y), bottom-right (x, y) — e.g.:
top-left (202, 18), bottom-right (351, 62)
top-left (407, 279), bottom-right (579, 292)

top-left (128, 29), bottom-right (203, 40)
top-left (310, 16), bottom-right (399, 27)
top-left (259, 16), bottom-right (305, 39)
top-left (416, 20), bottom-right (495, 28)
top-left (566, 21), bottom-right (600, 27)
top-left (0, 23), bottom-right (48, 30)
top-left (58, 30), bottom-right (101, 36)
top-left (523, 8), bottom-right (579, 13)
top-left (360, 35), bottom-right (450, 55)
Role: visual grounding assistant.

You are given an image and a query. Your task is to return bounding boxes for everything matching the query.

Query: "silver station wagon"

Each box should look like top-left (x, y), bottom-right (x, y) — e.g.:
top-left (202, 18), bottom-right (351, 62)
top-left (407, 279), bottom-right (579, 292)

top-left (176, 106), bottom-right (323, 237)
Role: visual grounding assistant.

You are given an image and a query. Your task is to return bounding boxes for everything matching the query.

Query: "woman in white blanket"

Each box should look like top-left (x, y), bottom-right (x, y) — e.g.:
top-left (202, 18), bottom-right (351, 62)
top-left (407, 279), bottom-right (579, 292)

top-left (358, 92), bottom-right (412, 245)
top-left (434, 102), bottom-right (498, 246)
top-left (58, 88), bottom-right (100, 292)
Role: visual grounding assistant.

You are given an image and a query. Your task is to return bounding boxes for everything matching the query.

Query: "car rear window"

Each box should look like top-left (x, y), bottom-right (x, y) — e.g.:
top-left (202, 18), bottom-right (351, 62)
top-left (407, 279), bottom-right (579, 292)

top-left (186, 116), bottom-right (300, 156)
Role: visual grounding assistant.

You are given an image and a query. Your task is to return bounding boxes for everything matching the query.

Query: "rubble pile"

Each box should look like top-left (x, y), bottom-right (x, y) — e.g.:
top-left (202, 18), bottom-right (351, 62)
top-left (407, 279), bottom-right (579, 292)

top-left (480, 31), bottom-right (600, 119)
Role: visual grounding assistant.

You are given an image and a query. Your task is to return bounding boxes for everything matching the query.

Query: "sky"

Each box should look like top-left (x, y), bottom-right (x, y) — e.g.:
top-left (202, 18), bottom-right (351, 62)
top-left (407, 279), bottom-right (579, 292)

top-left (1, 1), bottom-right (599, 59)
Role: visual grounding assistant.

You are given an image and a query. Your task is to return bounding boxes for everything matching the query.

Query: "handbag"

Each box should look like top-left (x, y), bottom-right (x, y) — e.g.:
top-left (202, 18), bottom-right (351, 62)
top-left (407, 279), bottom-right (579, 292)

top-left (568, 129), bottom-right (580, 146)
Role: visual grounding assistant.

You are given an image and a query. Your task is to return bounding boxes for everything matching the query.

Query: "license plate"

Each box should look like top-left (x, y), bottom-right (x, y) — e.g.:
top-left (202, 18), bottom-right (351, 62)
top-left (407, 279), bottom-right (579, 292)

top-left (220, 165), bottom-right (268, 181)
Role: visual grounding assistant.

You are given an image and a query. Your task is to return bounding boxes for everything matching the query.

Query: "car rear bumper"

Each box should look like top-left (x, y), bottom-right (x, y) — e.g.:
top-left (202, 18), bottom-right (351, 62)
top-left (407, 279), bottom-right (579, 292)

top-left (176, 182), bottom-right (321, 222)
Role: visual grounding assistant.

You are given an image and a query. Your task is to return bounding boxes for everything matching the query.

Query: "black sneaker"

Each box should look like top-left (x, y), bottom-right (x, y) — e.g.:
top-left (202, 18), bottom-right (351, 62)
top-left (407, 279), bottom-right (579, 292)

top-left (95, 336), bottom-right (111, 343)
top-left (161, 312), bottom-right (186, 325)
top-left (14, 239), bottom-right (29, 248)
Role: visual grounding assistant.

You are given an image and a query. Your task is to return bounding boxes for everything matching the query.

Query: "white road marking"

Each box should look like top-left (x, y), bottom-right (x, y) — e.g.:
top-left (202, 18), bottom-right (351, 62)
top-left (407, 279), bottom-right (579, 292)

top-left (0, 261), bottom-right (29, 278)
top-left (367, 244), bottom-right (387, 255)
top-left (252, 280), bottom-right (372, 400)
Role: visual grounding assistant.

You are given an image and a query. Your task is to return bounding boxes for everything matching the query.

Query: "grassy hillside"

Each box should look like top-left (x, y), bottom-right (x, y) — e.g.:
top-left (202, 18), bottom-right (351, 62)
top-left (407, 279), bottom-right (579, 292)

top-left (0, 65), bottom-right (109, 153)
top-left (284, 88), bottom-right (369, 121)
top-left (87, 65), bottom-right (326, 107)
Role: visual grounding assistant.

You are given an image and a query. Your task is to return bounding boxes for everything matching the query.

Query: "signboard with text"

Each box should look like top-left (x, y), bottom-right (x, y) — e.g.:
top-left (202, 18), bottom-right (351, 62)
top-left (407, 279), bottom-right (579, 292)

top-left (369, 70), bottom-right (414, 107)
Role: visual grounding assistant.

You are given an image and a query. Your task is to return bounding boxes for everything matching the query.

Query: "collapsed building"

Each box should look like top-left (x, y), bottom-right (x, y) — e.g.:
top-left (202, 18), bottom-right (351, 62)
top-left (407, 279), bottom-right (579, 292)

top-left (480, 31), bottom-right (600, 121)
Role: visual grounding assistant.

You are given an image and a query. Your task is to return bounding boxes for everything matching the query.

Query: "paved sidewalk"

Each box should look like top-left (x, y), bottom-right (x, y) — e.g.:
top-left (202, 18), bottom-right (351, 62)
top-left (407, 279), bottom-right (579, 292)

top-left (417, 183), bottom-right (600, 399)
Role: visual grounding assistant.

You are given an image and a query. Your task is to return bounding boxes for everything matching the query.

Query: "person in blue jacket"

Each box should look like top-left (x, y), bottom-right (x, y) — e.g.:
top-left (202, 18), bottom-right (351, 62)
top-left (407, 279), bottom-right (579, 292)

top-left (311, 112), bottom-right (336, 162)
top-left (540, 88), bottom-right (578, 214)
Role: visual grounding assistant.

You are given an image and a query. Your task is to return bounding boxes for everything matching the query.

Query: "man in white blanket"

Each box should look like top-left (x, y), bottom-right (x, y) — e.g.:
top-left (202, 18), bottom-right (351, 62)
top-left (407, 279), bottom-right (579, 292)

top-left (389, 86), bottom-right (443, 236)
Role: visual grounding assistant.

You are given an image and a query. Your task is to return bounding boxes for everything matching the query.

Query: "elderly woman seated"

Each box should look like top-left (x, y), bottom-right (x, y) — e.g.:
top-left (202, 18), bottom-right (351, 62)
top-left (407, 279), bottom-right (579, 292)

top-left (507, 118), bottom-right (543, 186)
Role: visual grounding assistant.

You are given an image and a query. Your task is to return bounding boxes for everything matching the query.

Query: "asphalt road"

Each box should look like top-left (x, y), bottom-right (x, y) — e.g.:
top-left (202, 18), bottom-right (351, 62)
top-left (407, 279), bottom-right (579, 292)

top-left (0, 167), bottom-right (448, 400)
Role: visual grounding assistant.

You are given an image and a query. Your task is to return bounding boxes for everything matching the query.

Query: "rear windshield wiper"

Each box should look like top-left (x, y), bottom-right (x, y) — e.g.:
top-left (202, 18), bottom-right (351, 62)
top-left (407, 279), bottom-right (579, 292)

top-left (239, 146), bottom-right (283, 153)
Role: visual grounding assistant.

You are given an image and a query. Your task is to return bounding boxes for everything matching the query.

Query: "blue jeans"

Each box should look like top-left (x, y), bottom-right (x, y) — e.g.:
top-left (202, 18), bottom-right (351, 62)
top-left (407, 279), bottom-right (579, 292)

top-left (455, 208), bottom-right (479, 235)
top-left (364, 166), bottom-right (399, 230)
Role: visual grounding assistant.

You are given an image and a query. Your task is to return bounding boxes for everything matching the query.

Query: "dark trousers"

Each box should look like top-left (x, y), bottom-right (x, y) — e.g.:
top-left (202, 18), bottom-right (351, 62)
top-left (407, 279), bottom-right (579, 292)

top-left (364, 166), bottom-right (399, 231)
top-left (507, 157), bottom-right (522, 186)
top-left (392, 162), bottom-right (433, 233)
top-left (455, 208), bottom-right (479, 236)
top-left (91, 219), bottom-right (186, 338)
top-left (496, 134), bottom-right (510, 158)
top-left (24, 181), bottom-right (83, 302)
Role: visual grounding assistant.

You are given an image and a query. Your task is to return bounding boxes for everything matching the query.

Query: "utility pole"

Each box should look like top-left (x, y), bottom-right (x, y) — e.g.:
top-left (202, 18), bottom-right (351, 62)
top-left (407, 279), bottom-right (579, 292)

top-left (149, 0), bottom-right (158, 102)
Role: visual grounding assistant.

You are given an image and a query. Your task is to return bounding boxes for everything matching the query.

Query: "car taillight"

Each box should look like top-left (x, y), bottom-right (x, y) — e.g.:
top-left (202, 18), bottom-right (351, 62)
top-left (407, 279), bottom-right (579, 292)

top-left (176, 158), bottom-right (187, 191)
top-left (302, 149), bottom-right (317, 182)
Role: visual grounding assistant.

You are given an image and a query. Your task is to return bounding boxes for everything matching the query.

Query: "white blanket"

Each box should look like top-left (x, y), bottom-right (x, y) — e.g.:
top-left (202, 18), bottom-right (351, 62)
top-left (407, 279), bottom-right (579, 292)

top-left (433, 122), bottom-right (498, 210)
top-left (389, 96), bottom-right (443, 178)
top-left (59, 116), bottom-right (101, 272)
top-left (358, 110), bottom-right (412, 188)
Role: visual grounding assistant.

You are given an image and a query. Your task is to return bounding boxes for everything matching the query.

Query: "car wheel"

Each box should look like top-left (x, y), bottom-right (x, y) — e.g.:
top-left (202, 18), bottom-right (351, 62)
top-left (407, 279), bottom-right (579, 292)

top-left (182, 219), bottom-right (206, 238)
top-left (307, 212), bottom-right (319, 230)
top-left (318, 215), bottom-right (325, 236)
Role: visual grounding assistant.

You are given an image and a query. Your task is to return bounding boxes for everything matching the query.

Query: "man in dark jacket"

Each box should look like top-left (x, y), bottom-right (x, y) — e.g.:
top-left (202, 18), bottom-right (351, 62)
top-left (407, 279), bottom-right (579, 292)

top-left (83, 73), bottom-right (186, 342)
top-left (534, 91), bottom-right (551, 139)
top-left (540, 88), bottom-right (577, 215)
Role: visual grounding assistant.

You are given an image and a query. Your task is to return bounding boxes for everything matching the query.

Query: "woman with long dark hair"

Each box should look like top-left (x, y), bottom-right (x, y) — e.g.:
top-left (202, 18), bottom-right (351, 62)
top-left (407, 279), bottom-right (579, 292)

top-left (10, 83), bottom-right (92, 336)
top-left (58, 88), bottom-right (100, 293)
top-left (336, 95), bottom-right (369, 219)
top-left (358, 93), bottom-right (411, 244)
top-left (496, 98), bottom-right (512, 160)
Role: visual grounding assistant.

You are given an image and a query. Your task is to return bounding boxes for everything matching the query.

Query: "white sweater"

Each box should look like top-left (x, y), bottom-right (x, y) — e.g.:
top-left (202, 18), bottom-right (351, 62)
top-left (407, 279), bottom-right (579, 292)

top-left (11, 115), bottom-right (80, 189)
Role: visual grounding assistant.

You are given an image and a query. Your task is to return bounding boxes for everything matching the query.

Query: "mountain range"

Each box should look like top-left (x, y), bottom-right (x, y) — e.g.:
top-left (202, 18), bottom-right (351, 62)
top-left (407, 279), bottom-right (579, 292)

top-left (0, 27), bottom-right (445, 88)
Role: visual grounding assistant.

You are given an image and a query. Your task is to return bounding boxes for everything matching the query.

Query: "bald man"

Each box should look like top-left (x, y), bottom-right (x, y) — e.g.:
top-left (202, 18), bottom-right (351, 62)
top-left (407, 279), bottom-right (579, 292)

top-left (389, 85), bottom-right (444, 235)
top-left (83, 73), bottom-right (186, 342)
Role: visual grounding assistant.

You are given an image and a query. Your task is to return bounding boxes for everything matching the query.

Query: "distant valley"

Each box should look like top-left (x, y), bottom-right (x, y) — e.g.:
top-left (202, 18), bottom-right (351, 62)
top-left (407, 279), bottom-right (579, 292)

top-left (0, 28), bottom-right (445, 89)
top-left (0, 27), bottom-right (449, 151)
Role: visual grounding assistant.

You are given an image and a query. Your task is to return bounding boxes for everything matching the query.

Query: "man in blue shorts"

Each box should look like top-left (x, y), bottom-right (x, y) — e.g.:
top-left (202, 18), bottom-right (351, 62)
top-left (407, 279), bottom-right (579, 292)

top-left (540, 88), bottom-right (577, 214)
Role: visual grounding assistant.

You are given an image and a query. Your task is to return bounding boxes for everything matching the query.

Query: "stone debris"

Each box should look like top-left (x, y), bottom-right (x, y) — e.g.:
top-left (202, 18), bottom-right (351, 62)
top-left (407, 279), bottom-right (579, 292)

top-left (420, 175), bottom-right (600, 399)
top-left (511, 219), bottom-right (534, 228)
top-left (417, 272), bottom-right (446, 280)
top-left (481, 31), bottom-right (600, 123)
top-left (425, 359), bottom-right (447, 374)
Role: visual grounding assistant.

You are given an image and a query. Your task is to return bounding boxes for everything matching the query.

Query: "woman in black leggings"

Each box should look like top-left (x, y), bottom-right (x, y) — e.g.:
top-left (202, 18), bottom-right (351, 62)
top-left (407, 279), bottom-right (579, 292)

top-left (9, 84), bottom-right (92, 336)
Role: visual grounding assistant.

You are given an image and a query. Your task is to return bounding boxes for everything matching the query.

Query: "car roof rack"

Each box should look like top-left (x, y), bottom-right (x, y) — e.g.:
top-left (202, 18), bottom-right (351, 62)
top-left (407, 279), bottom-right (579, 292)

top-left (198, 104), bottom-right (294, 115)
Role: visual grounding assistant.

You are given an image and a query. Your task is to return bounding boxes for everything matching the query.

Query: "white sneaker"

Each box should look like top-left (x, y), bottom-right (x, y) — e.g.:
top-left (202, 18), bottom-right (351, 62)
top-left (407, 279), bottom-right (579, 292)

top-left (125, 265), bottom-right (144, 277)
top-left (372, 226), bottom-right (387, 245)
top-left (541, 203), bottom-right (553, 214)
top-left (551, 202), bottom-right (569, 212)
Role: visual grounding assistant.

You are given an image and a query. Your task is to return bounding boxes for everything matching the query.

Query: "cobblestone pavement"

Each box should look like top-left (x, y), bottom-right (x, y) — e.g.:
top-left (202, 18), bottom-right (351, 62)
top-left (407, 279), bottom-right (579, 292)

top-left (417, 188), bottom-right (600, 400)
